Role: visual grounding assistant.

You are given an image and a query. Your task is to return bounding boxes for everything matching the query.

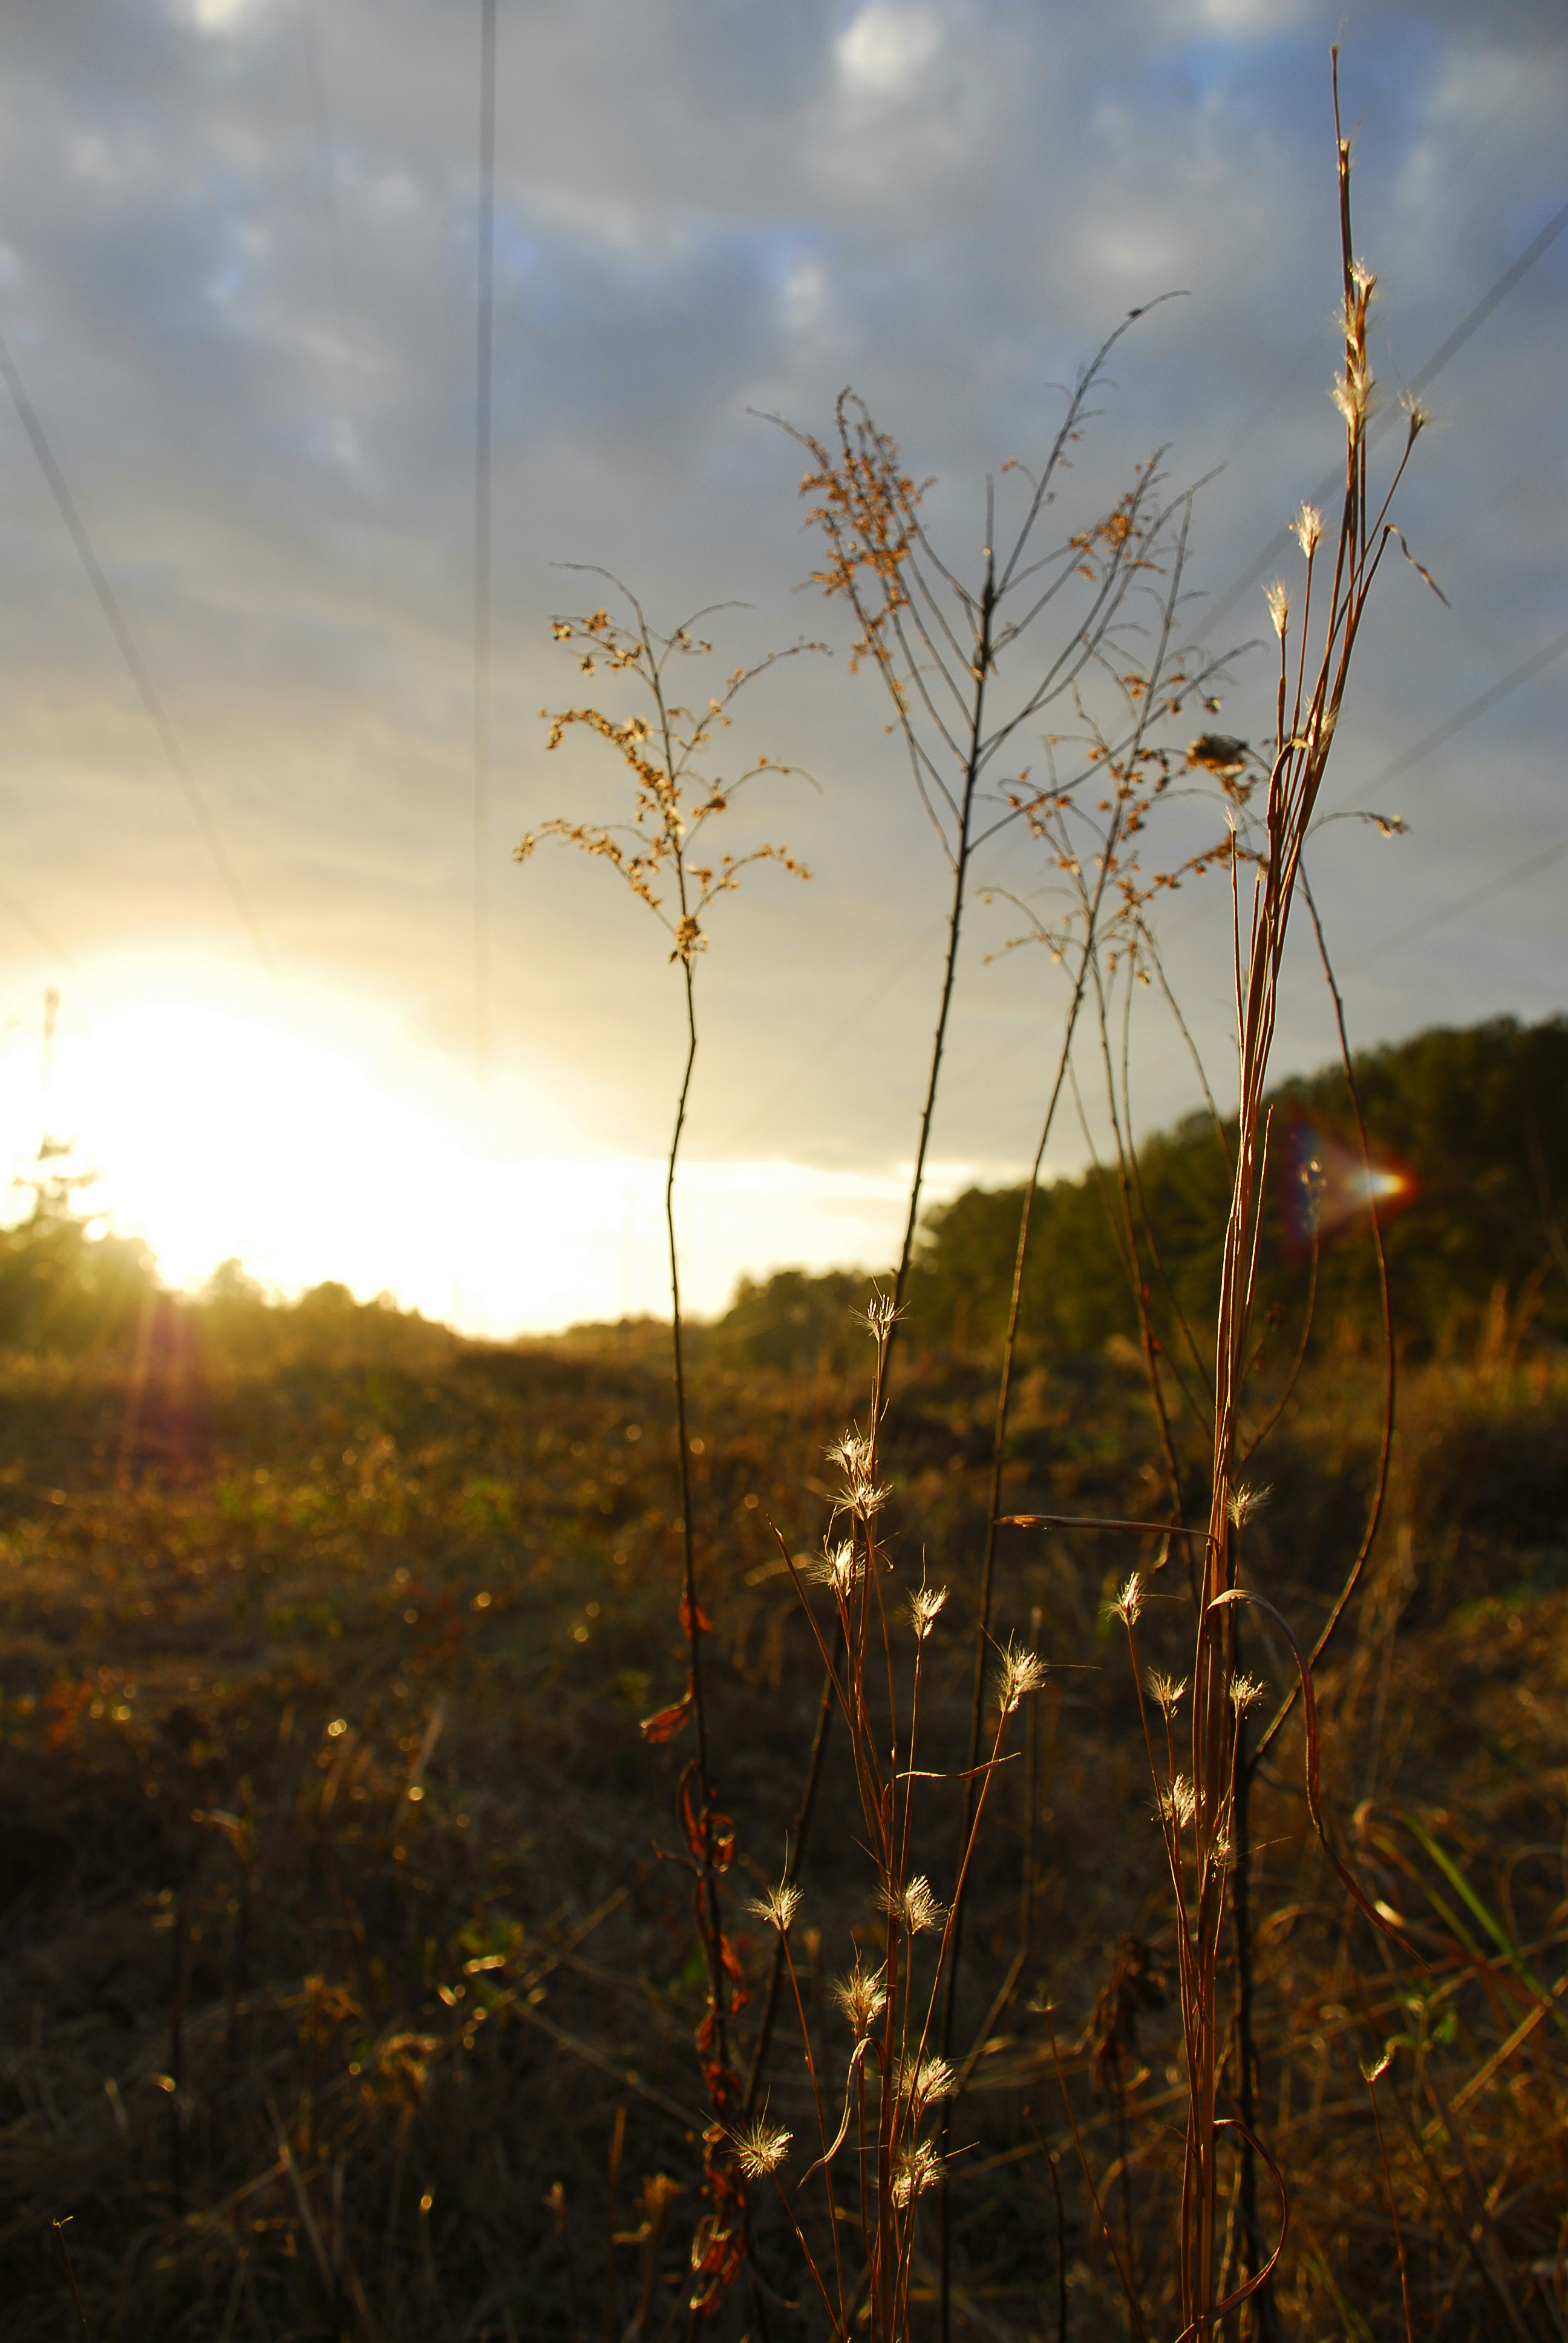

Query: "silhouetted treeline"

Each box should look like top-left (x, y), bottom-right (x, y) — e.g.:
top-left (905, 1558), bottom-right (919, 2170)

top-left (711, 1016), bottom-right (1568, 1372)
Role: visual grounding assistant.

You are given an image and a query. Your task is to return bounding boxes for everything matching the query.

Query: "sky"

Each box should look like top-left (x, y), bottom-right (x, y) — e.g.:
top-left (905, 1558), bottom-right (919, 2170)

top-left (0, 0), bottom-right (1561, 1332)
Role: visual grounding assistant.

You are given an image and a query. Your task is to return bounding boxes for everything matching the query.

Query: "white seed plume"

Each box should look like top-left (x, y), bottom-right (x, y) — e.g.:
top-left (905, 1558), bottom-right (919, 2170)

top-left (1293, 502), bottom-right (1322, 558)
top-left (1229, 1672), bottom-right (1267, 1717)
top-left (832, 1961), bottom-right (887, 2037)
top-left (899, 2055), bottom-right (956, 2111)
top-left (1265, 580), bottom-right (1290, 640)
top-left (1112, 1573), bottom-right (1144, 1627)
top-left (906, 1582), bottom-right (948, 1640)
top-left (748, 1878), bottom-right (802, 1933)
top-left (995, 1638), bottom-right (1047, 1716)
top-left (881, 1874), bottom-right (944, 1935)
top-left (827, 1431), bottom-right (892, 1521)
top-left (733, 2119), bottom-right (792, 2177)
top-left (891, 2138), bottom-right (944, 2207)
top-left (1227, 1483), bottom-right (1271, 1528)
top-left (1147, 1671), bottom-right (1186, 1716)
top-left (1157, 1774), bottom-right (1197, 1830)
top-left (806, 1539), bottom-right (863, 1598)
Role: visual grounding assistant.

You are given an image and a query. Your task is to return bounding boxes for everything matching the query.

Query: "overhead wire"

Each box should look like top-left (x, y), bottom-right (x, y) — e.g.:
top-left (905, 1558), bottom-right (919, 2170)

top-left (1203, 188), bottom-right (1568, 637)
top-left (0, 327), bottom-right (279, 983)
top-left (0, 879), bottom-right (74, 970)
top-left (1342, 831), bottom-right (1568, 974)
top-left (473, 0), bottom-right (498, 1089)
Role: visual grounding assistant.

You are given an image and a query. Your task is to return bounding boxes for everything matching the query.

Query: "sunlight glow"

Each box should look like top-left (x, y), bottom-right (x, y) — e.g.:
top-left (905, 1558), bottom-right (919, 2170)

top-left (0, 964), bottom-right (949, 1336)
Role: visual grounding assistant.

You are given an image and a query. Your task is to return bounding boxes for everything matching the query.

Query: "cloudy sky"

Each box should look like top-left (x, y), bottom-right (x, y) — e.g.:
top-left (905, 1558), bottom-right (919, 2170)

top-left (0, 0), bottom-right (1561, 1329)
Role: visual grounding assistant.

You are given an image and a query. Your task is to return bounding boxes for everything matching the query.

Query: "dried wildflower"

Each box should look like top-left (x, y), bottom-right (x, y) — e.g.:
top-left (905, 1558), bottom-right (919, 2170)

top-left (890, 2138), bottom-right (944, 2206)
top-left (733, 2119), bottom-right (792, 2177)
top-left (1187, 732), bottom-right (1249, 776)
top-left (748, 1878), bottom-right (802, 1933)
top-left (1229, 1672), bottom-right (1267, 1717)
top-left (1293, 502), bottom-right (1322, 558)
top-left (1111, 1573), bottom-right (1143, 1628)
top-left (898, 2055), bottom-right (956, 2111)
top-left (1227, 1483), bottom-right (1271, 1528)
top-left (806, 1539), bottom-right (863, 1598)
top-left (1147, 1670), bottom-right (1186, 1715)
top-left (1362, 2045), bottom-right (1394, 2084)
top-left (995, 1638), bottom-right (1047, 1715)
top-left (1208, 1828), bottom-right (1235, 1871)
top-left (1157, 1775), bottom-right (1197, 1830)
top-left (832, 1960), bottom-right (887, 2037)
top-left (1331, 355), bottom-right (1376, 430)
top-left (906, 1582), bottom-right (948, 1640)
top-left (881, 1875), bottom-right (944, 1935)
top-left (1264, 580), bottom-right (1290, 640)
top-left (1400, 391), bottom-right (1431, 437)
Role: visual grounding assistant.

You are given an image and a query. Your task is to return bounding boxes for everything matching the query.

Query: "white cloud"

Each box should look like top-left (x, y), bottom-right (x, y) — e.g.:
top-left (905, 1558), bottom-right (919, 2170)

top-left (835, 4), bottom-right (944, 97)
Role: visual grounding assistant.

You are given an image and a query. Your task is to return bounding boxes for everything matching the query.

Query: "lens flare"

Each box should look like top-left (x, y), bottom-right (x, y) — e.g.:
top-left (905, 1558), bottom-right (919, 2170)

top-left (1284, 1116), bottom-right (1415, 1250)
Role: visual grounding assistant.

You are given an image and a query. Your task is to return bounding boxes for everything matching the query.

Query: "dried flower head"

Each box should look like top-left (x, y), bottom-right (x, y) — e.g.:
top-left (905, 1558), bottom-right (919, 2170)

top-left (1157, 1774), bottom-right (1197, 1830)
top-left (1111, 1573), bottom-right (1143, 1628)
top-left (1265, 580), bottom-right (1290, 640)
top-left (747, 1878), bottom-right (802, 1933)
top-left (1400, 390), bottom-right (1431, 437)
top-left (832, 1960), bottom-right (887, 2037)
top-left (906, 1582), bottom-right (949, 1640)
top-left (1208, 1827), bottom-right (1235, 1872)
top-left (1147, 1670), bottom-right (1186, 1715)
top-left (1227, 1483), bottom-right (1271, 1529)
top-left (890, 2138), bottom-right (944, 2207)
top-left (1362, 2045), bottom-right (1394, 2084)
top-left (1229, 1672), bottom-right (1267, 1717)
top-left (881, 1875), bottom-right (944, 1935)
top-left (733, 2119), bottom-right (792, 2178)
top-left (1187, 732), bottom-right (1250, 776)
top-left (898, 2055), bottom-right (956, 2112)
top-left (995, 1638), bottom-right (1047, 1716)
top-left (1293, 502), bottom-right (1322, 558)
top-left (806, 1539), bottom-right (863, 1598)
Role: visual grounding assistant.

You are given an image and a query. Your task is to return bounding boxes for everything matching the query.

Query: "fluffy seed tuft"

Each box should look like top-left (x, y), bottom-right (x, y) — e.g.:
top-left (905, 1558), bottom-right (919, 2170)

top-left (832, 1961), bottom-right (887, 2037)
top-left (994, 1638), bottom-right (1047, 1715)
top-left (1147, 1670), bottom-right (1186, 1715)
top-left (906, 1582), bottom-right (948, 1640)
top-left (747, 1878), bottom-right (802, 1932)
top-left (733, 2119), bottom-right (792, 2177)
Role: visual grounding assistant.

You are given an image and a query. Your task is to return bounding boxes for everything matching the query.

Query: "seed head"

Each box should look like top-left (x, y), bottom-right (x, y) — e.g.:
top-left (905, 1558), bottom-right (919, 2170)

top-left (1292, 502), bottom-right (1322, 558)
top-left (906, 1582), bottom-right (948, 1640)
top-left (832, 1960), bottom-right (887, 2037)
top-left (994, 1637), bottom-right (1047, 1715)
top-left (1157, 1774), bottom-right (1197, 1830)
top-left (898, 2055), bottom-right (956, 2112)
top-left (1265, 580), bottom-right (1290, 640)
top-left (1229, 1671), bottom-right (1267, 1717)
top-left (827, 1431), bottom-right (891, 1521)
top-left (890, 2138), bottom-right (944, 2207)
top-left (881, 1874), bottom-right (944, 1935)
top-left (1111, 1573), bottom-right (1143, 1628)
top-left (855, 1291), bottom-right (898, 1343)
top-left (1227, 1483), bottom-right (1271, 1529)
top-left (1147, 1670), bottom-right (1186, 1715)
top-left (1400, 390), bottom-right (1431, 437)
top-left (733, 2119), bottom-right (792, 2178)
top-left (747, 1878), bottom-right (802, 1933)
top-left (806, 1539), bottom-right (863, 1598)
top-left (1362, 2045), bottom-right (1394, 2084)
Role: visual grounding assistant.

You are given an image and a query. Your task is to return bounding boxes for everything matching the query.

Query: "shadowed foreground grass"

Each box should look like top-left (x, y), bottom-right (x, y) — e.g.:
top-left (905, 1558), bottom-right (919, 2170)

top-left (2, 1307), bottom-right (1567, 2338)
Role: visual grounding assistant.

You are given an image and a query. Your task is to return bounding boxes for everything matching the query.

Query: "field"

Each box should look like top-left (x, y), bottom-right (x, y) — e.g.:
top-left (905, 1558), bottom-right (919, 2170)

top-left (2, 1271), bottom-right (1567, 2339)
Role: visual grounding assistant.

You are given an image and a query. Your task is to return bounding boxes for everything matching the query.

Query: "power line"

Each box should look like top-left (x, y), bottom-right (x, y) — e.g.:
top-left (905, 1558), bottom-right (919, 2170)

top-left (1204, 190), bottom-right (1568, 638)
top-left (1357, 624), bottom-right (1568, 796)
top-left (1344, 831), bottom-right (1568, 973)
top-left (0, 327), bottom-right (279, 981)
top-left (474, 0), bottom-right (497, 1089)
top-left (0, 879), bottom-right (74, 969)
